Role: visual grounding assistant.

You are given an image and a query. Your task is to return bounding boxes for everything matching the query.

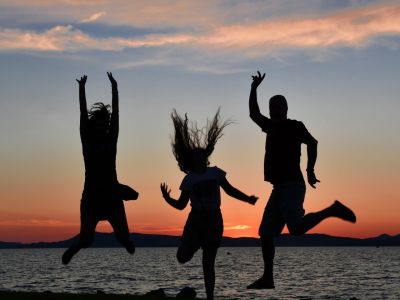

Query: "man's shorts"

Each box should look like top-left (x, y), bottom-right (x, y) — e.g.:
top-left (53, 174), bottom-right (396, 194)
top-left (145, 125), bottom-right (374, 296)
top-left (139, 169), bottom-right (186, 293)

top-left (259, 181), bottom-right (306, 237)
top-left (181, 209), bottom-right (223, 250)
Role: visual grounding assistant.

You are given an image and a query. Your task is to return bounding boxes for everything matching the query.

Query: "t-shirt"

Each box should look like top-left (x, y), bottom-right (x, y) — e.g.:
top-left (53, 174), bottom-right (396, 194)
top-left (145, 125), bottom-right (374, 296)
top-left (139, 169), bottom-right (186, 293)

top-left (179, 166), bottom-right (226, 210)
top-left (259, 119), bottom-right (315, 184)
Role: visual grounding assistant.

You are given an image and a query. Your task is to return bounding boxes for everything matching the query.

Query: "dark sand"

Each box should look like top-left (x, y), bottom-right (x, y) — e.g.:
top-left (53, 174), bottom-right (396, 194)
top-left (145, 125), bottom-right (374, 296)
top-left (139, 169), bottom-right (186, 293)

top-left (0, 290), bottom-right (198, 300)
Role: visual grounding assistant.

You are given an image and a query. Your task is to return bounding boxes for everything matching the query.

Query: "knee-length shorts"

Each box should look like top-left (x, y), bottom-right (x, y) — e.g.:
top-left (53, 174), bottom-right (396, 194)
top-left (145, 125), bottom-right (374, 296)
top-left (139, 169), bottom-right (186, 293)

top-left (259, 181), bottom-right (306, 237)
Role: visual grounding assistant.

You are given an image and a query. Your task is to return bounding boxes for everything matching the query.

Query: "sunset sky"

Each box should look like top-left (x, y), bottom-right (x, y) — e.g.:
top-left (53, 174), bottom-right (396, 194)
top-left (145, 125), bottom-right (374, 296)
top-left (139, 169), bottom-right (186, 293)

top-left (0, 0), bottom-right (399, 243)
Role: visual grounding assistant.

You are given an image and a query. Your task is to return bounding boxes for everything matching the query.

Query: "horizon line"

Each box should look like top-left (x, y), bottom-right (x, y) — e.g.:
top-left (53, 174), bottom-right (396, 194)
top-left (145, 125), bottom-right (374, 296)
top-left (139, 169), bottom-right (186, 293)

top-left (1, 231), bottom-right (398, 245)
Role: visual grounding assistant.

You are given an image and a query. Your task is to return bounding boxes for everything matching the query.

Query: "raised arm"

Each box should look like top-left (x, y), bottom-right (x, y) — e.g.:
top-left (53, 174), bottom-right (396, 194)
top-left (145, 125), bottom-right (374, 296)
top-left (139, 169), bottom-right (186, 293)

top-left (305, 135), bottom-right (320, 188)
top-left (161, 183), bottom-right (190, 210)
top-left (107, 72), bottom-right (119, 141)
top-left (249, 71), bottom-right (269, 128)
top-left (220, 177), bottom-right (258, 205)
top-left (76, 75), bottom-right (88, 138)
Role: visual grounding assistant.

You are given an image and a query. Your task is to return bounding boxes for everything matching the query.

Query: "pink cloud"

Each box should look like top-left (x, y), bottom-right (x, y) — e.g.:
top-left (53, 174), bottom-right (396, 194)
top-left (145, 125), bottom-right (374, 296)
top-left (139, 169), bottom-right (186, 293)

top-left (80, 11), bottom-right (107, 23)
top-left (0, 3), bottom-right (399, 64)
top-left (202, 4), bottom-right (400, 50)
top-left (0, 219), bottom-right (78, 227)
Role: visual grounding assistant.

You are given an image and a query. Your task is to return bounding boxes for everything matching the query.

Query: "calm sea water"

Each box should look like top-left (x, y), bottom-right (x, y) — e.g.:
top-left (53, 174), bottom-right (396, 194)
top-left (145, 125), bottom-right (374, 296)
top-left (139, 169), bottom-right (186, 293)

top-left (0, 247), bottom-right (399, 299)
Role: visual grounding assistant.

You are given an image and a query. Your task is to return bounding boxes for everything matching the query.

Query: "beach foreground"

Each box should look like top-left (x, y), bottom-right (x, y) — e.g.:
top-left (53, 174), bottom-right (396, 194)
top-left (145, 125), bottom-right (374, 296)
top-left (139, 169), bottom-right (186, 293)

top-left (0, 291), bottom-right (199, 300)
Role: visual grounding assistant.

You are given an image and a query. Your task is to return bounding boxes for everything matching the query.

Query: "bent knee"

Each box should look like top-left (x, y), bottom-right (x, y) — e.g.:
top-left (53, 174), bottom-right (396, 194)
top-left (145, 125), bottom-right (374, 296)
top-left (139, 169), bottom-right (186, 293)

top-left (176, 252), bottom-right (191, 264)
top-left (287, 225), bottom-right (303, 236)
top-left (177, 247), bottom-right (194, 264)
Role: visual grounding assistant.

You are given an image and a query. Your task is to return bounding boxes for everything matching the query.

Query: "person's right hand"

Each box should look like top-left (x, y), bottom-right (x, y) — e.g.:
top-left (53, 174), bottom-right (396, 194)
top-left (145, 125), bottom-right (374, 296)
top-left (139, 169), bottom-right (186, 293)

top-left (76, 75), bottom-right (87, 86)
top-left (307, 171), bottom-right (320, 189)
top-left (251, 71), bottom-right (265, 89)
top-left (160, 183), bottom-right (171, 200)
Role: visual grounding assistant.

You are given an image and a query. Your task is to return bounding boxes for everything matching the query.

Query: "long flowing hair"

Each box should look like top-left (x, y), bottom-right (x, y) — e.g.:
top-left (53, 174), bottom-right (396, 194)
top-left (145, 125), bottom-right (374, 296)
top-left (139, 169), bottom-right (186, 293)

top-left (171, 108), bottom-right (230, 174)
top-left (88, 102), bottom-right (111, 127)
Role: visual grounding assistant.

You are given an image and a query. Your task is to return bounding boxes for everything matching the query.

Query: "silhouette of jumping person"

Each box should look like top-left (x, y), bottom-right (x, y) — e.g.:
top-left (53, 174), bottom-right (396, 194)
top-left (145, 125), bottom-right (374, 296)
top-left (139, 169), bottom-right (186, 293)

top-left (247, 71), bottom-right (356, 289)
top-left (62, 73), bottom-right (138, 265)
top-left (161, 109), bottom-right (258, 300)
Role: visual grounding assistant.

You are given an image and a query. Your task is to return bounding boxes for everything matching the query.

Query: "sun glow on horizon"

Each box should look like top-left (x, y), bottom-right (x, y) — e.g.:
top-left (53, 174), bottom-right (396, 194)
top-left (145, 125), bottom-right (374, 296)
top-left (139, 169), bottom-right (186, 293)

top-left (1, 0), bottom-right (399, 243)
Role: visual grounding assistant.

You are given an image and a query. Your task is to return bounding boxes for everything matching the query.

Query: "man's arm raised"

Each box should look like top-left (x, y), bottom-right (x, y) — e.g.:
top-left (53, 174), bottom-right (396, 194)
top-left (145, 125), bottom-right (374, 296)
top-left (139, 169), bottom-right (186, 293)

top-left (249, 71), bottom-right (269, 128)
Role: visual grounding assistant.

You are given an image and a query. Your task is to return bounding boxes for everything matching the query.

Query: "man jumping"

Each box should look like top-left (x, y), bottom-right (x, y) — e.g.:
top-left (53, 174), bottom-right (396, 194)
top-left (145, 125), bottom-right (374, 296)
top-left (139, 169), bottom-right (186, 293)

top-left (247, 71), bottom-right (356, 289)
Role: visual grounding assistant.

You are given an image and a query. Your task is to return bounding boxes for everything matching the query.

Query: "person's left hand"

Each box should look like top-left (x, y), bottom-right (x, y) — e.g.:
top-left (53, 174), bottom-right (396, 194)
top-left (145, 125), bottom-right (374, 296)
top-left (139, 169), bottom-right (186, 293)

top-left (247, 195), bottom-right (258, 205)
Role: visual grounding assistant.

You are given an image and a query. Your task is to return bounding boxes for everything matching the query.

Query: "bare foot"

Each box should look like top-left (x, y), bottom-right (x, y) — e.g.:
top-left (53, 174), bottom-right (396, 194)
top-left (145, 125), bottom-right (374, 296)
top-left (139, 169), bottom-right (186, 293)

top-left (126, 241), bottom-right (135, 255)
top-left (331, 200), bottom-right (356, 223)
top-left (62, 248), bottom-right (74, 265)
top-left (247, 277), bottom-right (275, 289)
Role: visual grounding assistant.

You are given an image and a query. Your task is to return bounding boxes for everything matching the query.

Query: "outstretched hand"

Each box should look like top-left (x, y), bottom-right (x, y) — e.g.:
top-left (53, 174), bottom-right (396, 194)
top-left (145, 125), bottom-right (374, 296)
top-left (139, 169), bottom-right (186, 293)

top-left (160, 183), bottom-right (171, 200)
top-left (307, 171), bottom-right (320, 189)
top-left (76, 75), bottom-right (87, 86)
top-left (251, 71), bottom-right (265, 89)
top-left (107, 72), bottom-right (117, 87)
top-left (247, 195), bottom-right (258, 205)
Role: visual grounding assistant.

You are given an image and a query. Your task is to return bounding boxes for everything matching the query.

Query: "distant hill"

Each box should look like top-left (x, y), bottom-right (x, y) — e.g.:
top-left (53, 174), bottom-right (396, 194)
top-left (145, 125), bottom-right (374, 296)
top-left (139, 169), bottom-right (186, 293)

top-left (1, 232), bottom-right (399, 248)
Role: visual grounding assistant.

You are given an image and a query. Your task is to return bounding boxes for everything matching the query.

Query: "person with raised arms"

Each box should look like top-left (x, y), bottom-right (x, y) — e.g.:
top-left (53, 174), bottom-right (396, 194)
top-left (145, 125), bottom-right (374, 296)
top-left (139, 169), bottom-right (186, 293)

top-left (62, 73), bottom-right (138, 265)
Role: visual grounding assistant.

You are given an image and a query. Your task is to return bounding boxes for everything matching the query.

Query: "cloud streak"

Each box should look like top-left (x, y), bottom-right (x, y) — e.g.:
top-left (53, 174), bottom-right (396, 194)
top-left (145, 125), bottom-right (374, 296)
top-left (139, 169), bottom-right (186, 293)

top-left (0, 3), bottom-right (399, 71)
top-left (0, 25), bottom-right (193, 52)
top-left (210, 4), bottom-right (400, 50)
top-left (225, 225), bottom-right (251, 230)
top-left (0, 219), bottom-right (78, 227)
top-left (2, 4), bottom-right (400, 51)
top-left (80, 11), bottom-right (106, 23)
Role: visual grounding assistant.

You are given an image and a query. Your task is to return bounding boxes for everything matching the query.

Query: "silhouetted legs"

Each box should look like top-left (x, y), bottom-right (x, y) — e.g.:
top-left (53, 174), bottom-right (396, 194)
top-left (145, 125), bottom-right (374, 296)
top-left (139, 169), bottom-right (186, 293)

top-left (248, 200), bottom-right (356, 289)
top-left (261, 236), bottom-right (275, 285)
top-left (62, 215), bottom-right (98, 265)
top-left (246, 236), bottom-right (275, 289)
top-left (288, 200), bottom-right (356, 236)
top-left (62, 213), bottom-right (135, 265)
top-left (177, 244), bottom-right (218, 300)
top-left (108, 212), bottom-right (135, 254)
top-left (202, 247), bottom-right (218, 300)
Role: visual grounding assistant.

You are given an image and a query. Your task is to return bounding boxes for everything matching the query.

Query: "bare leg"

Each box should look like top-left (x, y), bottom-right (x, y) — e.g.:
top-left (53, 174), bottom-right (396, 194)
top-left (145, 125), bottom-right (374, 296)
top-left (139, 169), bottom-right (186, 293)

top-left (289, 200), bottom-right (356, 236)
top-left (62, 215), bottom-right (98, 265)
top-left (202, 247), bottom-right (218, 300)
top-left (247, 236), bottom-right (275, 289)
top-left (108, 213), bottom-right (135, 254)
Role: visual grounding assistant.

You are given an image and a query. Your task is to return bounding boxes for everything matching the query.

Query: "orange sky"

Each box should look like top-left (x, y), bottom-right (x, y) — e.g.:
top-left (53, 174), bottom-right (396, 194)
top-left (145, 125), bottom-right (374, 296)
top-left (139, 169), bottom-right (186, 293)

top-left (1, 141), bottom-right (399, 243)
top-left (1, 1), bottom-right (400, 243)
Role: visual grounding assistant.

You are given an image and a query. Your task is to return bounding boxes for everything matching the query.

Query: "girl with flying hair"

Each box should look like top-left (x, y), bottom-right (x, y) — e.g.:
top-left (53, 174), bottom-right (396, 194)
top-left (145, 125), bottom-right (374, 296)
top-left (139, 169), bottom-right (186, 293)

top-left (62, 73), bottom-right (138, 264)
top-left (161, 109), bottom-right (258, 300)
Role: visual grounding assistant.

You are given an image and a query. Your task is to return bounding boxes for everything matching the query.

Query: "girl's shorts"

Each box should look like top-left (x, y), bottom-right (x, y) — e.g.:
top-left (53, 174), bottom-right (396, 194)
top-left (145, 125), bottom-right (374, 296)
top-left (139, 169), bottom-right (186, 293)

top-left (181, 209), bottom-right (223, 250)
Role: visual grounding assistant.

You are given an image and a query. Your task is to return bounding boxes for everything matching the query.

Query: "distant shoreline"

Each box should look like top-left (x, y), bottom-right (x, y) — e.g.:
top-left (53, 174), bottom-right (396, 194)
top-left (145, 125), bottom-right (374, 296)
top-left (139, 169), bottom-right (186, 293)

top-left (1, 232), bottom-right (399, 248)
